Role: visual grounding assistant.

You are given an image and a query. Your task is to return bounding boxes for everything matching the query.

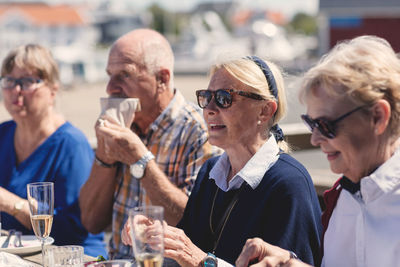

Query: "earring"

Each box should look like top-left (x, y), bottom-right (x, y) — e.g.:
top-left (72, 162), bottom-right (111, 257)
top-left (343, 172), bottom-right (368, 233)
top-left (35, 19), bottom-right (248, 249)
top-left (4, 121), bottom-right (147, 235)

top-left (257, 120), bottom-right (261, 125)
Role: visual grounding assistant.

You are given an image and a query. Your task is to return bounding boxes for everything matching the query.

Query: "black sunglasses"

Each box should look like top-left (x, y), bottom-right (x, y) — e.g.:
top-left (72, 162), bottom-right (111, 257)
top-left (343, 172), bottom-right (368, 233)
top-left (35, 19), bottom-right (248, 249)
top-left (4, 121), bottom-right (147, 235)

top-left (301, 105), bottom-right (368, 139)
top-left (195, 89), bottom-right (265, 109)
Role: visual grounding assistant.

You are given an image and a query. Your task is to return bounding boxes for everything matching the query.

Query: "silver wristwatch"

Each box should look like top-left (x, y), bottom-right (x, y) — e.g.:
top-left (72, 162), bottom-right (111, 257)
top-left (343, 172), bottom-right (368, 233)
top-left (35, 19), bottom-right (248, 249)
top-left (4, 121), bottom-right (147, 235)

top-left (130, 151), bottom-right (155, 179)
top-left (201, 253), bottom-right (218, 267)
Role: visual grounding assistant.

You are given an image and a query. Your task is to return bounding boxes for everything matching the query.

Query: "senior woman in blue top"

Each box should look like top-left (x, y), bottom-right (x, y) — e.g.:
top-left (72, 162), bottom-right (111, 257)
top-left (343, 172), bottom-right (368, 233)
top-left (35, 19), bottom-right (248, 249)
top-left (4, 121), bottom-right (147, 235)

top-left (0, 44), bottom-right (105, 257)
top-left (123, 56), bottom-right (322, 266)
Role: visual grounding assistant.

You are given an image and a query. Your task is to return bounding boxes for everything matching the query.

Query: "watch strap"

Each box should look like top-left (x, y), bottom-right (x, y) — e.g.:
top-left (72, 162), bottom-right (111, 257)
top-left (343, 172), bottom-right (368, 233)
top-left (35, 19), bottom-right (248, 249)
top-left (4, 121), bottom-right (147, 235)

top-left (139, 151), bottom-right (155, 164)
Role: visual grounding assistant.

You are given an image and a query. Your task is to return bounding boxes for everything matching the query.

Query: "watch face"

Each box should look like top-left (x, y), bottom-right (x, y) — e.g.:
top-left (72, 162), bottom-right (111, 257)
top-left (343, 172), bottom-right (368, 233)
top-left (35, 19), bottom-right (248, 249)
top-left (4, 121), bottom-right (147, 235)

top-left (130, 163), bottom-right (145, 179)
top-left (204, 257), bottom-right (217, 267)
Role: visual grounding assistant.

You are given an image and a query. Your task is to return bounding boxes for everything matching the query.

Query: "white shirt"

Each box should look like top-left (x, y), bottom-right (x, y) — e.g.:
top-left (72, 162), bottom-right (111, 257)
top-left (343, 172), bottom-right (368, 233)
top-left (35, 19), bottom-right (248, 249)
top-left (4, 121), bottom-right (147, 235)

top-left (209, 135), bottom-right (280, 191)
top-left (208, 136), bottom-right (280, 267)
top-left (322, 145), bottom-right (400, 267)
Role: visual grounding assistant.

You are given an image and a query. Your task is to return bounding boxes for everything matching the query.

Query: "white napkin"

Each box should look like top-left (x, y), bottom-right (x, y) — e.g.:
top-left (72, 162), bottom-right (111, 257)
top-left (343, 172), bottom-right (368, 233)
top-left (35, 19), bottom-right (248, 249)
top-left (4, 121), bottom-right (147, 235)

top-left (0, 252), bottom-right (34, 267)
top-left (99, 98), bottom-right (141, 128)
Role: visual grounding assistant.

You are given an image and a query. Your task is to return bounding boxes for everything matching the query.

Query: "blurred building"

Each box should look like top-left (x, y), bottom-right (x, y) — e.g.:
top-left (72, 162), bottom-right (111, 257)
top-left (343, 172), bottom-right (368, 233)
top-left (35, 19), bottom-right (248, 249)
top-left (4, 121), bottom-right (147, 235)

top-left (173, 2), bottom-right (316, 74)
top-left (319, 0), bottom-right (400, 54)
top-left (0, 1), bottom-right (104, 84)
top-left (93, 1), bottom-right (149, 45)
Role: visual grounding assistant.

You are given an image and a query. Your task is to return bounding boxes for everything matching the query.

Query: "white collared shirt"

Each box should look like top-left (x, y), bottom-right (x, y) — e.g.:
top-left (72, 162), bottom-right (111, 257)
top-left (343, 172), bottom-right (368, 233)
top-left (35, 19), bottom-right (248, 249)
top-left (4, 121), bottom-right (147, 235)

top-left (322, 144), bottom-right (400, 267)
top-left (209, 135), bottom-right (280, 192)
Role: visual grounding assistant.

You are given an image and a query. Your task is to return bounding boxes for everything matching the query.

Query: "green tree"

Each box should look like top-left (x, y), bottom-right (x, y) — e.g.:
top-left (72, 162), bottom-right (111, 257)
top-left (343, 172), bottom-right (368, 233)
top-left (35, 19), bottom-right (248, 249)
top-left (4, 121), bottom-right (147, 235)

top-left (289, 12), bottom-right (317, 35)
top-left (147, 3), bottom-right (185, 36)
top-left (148, 3), bottom-right (167, 34)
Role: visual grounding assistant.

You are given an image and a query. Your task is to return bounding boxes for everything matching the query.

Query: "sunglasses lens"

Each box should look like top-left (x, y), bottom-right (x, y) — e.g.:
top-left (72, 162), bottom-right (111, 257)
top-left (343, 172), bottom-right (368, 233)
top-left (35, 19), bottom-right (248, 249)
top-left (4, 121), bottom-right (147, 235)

top-left (318, 120), bottom-right (335, 138)
top-left (301, 115), bottom-right (335, 139)
top-left (215, 90), bottom-right (232, 108)
top-left (301, 115), bottom-right (314, 132)
top-left (196, 90), bottom-right (211, 108)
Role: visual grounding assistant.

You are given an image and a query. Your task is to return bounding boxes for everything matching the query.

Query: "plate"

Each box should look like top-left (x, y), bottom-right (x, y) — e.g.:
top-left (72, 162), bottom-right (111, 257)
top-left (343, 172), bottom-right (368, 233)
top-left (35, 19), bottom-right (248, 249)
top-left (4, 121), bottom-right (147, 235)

top-left (0, 235), bottom-right (54, 255)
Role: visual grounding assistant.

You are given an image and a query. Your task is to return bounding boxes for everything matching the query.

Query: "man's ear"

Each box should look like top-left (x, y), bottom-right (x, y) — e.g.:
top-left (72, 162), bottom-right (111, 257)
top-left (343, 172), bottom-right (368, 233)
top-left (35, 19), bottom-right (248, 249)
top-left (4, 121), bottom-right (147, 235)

top-left (156, 69), bottom-right (170, 92)
top-left (372, 99), bottom-right (391, 135)
top-left (259, 100), bottom-right (278, 123)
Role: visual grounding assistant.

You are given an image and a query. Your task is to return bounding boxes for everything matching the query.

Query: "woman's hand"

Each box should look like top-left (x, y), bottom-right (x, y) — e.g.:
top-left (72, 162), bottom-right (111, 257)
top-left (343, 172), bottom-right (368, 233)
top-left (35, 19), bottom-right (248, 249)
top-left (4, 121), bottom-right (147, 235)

top-left (121, 215), bottom-right (163, 248)
top-left (164, 224), bottom-right (207, 267)
top-left (121, 219), bottom-right (132, 246)
top-left (122, 220), bottom-right (206, 267)
top-left (247, 257), bottom-right (310, 267)
top-left (281, 259), bottom-right (312, 267)
top-left (236, 238), bottom-right (291, 267)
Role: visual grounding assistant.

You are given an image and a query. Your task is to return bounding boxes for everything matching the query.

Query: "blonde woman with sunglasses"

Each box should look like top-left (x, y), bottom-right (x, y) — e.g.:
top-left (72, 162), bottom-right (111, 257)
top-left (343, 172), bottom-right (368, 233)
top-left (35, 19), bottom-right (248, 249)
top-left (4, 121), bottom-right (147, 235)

top-left (236, 35), bottom-right (400, 267)
top-left (122, 56), bottom-right (322, 266)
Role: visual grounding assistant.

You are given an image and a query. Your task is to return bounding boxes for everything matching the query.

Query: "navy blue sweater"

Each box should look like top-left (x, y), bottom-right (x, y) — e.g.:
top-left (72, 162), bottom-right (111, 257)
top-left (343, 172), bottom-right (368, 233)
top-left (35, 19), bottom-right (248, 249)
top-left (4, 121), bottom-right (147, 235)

top-left (177, 154), bottom-right (322, 265)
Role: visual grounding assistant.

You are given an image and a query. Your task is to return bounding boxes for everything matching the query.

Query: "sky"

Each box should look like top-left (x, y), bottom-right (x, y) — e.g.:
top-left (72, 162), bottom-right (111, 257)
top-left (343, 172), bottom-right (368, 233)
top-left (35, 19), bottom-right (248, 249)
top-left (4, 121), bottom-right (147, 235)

top-left (134, 0), bottom-right (319, 17)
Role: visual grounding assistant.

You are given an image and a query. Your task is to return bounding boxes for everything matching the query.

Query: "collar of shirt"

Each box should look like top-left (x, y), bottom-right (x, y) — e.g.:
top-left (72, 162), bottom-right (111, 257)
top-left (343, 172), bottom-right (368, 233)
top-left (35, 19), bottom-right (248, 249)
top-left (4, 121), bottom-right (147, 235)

top-left (360, 139), bottom-right (400, 203)
top-left (147, 89), bottom-right (185, 134)
top-left (209, 136), bottom-right (280, 192)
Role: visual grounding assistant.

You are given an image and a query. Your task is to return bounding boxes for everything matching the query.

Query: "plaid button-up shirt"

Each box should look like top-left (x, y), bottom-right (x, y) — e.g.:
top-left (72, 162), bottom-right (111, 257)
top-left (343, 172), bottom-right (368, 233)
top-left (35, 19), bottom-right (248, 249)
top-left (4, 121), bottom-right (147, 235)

top-left (109, 90), bottom-right (221, 259)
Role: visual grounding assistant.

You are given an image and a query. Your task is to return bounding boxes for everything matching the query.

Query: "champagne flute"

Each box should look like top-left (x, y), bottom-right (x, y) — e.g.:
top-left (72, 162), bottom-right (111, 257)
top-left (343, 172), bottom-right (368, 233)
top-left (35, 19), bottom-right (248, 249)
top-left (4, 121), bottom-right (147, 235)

top-left (27, 182), bottom-right (54, 263)
top-left (129, 206), bottom-right (164, 267)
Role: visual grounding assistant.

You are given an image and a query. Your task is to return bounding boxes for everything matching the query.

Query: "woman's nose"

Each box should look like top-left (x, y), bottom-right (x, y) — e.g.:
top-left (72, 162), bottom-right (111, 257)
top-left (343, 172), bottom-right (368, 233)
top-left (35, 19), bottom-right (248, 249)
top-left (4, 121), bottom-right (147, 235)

top-left (310, 128), bottom-right (325, 147)
top-left (12, 82), bottom-right (23, 93)
top-left (204, 97), bottom-right (219, 113)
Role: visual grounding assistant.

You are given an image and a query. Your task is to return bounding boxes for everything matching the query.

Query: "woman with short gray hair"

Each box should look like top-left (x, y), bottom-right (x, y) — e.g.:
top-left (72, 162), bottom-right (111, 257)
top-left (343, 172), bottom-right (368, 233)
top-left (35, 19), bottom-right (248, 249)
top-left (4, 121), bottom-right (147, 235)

top-left (236, 35), bottom-right (400, 267)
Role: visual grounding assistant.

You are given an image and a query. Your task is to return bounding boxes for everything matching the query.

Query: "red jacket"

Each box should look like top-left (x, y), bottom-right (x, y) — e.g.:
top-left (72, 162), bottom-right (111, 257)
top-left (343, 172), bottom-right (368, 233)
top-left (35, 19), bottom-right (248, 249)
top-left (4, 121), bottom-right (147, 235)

top-left (321, 177), bottom-right (343, 256)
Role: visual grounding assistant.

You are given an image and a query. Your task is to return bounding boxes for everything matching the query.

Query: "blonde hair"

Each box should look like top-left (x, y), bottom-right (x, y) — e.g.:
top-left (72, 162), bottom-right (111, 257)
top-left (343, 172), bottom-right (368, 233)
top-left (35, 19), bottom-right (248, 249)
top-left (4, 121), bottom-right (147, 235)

top-left (210, 56), bottom-right (289, 152)
top-left (1, 44), bottom-right (60, 87)
top-left (300, 35), bottom-right (400, 137)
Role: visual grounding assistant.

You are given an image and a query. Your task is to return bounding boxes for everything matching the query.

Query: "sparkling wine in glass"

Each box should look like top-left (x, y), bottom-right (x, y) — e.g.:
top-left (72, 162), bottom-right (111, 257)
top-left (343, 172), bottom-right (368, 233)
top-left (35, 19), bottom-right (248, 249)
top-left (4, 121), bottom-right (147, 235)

top-left (129, 206), bottom-right (164, 267)
top-left (27, 182), bottom-right (54, 262)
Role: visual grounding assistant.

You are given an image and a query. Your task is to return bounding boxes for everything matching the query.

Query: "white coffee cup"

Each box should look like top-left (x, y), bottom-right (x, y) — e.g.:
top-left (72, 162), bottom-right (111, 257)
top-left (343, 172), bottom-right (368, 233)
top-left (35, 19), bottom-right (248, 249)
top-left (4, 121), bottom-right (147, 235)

top-left (99, 98), bottom-right (141, 128)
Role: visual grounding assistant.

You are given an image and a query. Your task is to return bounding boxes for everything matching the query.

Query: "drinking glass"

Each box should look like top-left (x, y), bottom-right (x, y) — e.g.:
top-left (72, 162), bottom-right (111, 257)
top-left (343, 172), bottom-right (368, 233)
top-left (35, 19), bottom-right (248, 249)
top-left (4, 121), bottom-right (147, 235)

top-left (86, 260), bottom-right (132, 267)
top-left (27, 182), bottom-right (54, 263)
top-left (44, 245), bottom-right (84, 267)
top-left (129, 206), bottom-right (164, 267)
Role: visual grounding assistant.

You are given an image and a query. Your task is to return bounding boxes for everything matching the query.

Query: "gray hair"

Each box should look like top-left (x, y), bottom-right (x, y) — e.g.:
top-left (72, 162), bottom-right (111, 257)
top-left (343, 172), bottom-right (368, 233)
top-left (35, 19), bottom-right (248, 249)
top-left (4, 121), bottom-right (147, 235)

top-left (300, 35), bottom-right (400, 137)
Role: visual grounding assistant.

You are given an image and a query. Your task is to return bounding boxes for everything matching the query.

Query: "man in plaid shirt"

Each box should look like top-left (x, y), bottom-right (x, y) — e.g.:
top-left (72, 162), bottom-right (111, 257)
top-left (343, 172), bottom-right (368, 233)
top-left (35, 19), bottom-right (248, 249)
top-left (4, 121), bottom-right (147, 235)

top-left (79, 29), bottom-right (220, 259)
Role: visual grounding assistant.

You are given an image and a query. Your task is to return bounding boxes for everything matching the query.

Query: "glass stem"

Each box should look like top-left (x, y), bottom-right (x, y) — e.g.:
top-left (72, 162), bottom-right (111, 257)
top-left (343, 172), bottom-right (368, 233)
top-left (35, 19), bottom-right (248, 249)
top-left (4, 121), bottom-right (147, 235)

top-left (41, 239), bottom-right (45, 266)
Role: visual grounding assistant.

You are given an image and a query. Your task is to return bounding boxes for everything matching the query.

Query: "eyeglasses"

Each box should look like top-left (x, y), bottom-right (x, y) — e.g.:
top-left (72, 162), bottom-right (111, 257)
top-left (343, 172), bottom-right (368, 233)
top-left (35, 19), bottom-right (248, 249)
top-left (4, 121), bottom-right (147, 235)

top-left (195, 89), bottom-right (265, 109)
top-left (301, 105), bottom-right (368, 139)
top-left (0, 76), bottom-right (43, 91)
